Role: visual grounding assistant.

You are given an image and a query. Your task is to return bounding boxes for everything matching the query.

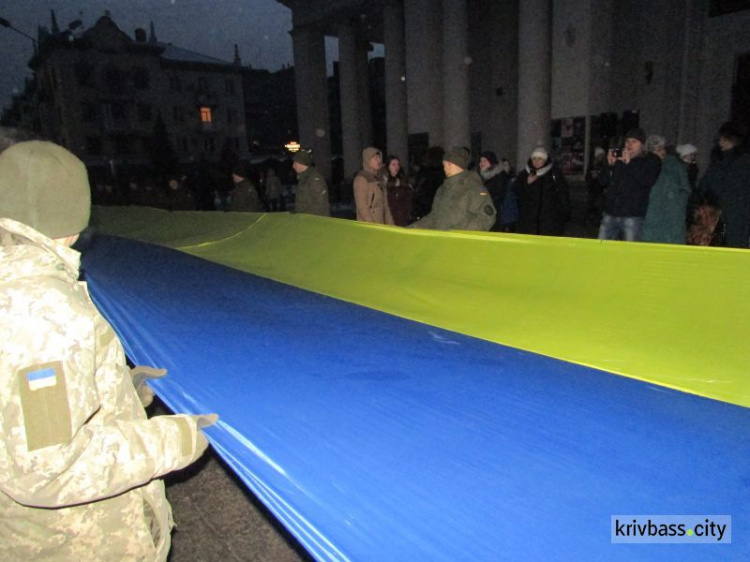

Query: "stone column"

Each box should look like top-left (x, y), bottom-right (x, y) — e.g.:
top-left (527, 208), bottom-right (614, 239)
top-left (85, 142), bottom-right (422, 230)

top-left (516, 0), bottom-right (552, 169)
top-left (291, 25), bottom-right (331, 179)
top-left (356, 35), bottom-right (373, 149)
top-left (404, 0), bottom-right (444, 147)
top-left (442, 0), bottom-right (471, 149)
top-left (383, 0), bottom-right (409, 162)
top-left (338, 22), bottom-right (363, 180)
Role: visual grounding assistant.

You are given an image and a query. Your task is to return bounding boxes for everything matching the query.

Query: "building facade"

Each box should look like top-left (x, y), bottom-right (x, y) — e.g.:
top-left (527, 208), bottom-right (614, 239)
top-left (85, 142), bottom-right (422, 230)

top-left (23, 14), bottom-right (250, 170)
top-left (278, 0), bottom-right (750, 180)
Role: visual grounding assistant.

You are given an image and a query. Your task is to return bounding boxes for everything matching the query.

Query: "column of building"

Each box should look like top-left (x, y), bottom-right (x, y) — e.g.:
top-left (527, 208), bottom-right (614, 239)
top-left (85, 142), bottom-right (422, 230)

top-left (338, 22), bottom-right (363, 180)
top-left (516, 0), bottom-right (552, 169)
top-left (291, 25), bottom-right (331, 179)
top-left (442, 0), bottom-right (471, 150)
top-left (383, 0), bottom-right (409, 163)
top-left (404, 0), bottom-right (445, 151)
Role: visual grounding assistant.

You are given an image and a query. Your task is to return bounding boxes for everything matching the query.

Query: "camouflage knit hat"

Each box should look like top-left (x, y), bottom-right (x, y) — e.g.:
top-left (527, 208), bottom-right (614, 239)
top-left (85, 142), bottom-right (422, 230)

top-left (293, 149), bottom-right (313, 167)
top-left (0, 141), bottom-right (91, 238)
top-left (443, 146), bottom-right (470, 170)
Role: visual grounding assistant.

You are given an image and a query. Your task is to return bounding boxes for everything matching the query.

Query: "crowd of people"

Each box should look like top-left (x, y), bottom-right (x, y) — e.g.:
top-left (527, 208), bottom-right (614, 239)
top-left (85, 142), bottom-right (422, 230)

top-left (62, 117), bottom-right (750, 249)
top-left (339, 119), bottom-right (749, 249)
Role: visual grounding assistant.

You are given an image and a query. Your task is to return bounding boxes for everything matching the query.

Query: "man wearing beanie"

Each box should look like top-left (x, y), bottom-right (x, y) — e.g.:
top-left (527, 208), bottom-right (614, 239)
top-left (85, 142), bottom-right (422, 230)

top-left (293, 148), bottom-right (330, 216)
top-left (598, 127), bottom-right (662, 241)
top-left (0, 139), bottom-right (216, 560)
top-left (353, 147), bottom-right (394, 224)
top-left (229, 161), bottom-right (262, 212)
top-left (410, 147), bottom-right (496, 231)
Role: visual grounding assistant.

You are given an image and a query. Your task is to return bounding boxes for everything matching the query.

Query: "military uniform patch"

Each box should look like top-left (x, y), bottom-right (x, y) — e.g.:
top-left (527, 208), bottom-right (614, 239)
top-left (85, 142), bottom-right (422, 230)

top-left (18, 362), bottom-right (72, 451)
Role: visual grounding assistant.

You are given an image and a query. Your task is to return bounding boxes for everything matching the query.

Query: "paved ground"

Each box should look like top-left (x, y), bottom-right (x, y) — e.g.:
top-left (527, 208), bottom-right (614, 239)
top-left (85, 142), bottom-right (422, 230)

top-left (151, 400), bottom-right (310, 562)
top-left (157, 184), bottom-right (597, 561)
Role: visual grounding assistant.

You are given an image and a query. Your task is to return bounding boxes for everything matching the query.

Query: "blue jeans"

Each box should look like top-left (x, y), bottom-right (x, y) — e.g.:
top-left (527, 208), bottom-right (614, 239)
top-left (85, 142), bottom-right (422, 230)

top-left (598, 214), bottom-right (644, 242)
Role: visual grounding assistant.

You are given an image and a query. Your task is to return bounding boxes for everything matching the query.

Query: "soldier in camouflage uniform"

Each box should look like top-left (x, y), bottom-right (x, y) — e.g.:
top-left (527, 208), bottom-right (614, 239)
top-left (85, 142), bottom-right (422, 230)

top-left (228, 163), bottom-right (262, 212)
top-left (410, 147), bottom-right (496, 231)
top-left (0, 140), bottom-right (216, 561)
top-left (292, 149), bottom-right (330, 217)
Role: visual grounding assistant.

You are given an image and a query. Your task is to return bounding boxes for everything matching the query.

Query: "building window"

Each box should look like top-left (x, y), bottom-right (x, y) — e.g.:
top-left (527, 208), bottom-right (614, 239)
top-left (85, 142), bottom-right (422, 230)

top-left (137, 103), bottom-right (153, 122)
top-left (74, 62), bottom-right (94, 88)
top-left (226, 108), bottom-right (236, 124)
top-left (197, 77), bottom-right (208, 92)
top-left (169, 75), bottom-right (182, 91)
top-left (173, 106), bottom-right (185, 123)
top-left (225, 79), bottom-right (235, 94)
top-left (181, 137), bottom-right (189, 153)
top-left (204, 137), bottom-right (215, 153)
top-left (133, 67), bottom-right (150, 90)
top-left (200, 106), bottom-right (212, 123)
top-left (81, 102), bottom-right (100, 123)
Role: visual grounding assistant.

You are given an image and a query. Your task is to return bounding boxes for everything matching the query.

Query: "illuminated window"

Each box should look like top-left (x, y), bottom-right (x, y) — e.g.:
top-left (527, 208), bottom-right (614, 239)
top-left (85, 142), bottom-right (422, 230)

top-left (200, 107), bottom-right (212, 123)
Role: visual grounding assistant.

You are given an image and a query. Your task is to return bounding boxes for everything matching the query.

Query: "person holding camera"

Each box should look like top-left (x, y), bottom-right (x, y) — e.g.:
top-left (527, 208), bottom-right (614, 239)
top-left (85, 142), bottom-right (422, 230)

top-left (598, 128), bottom-right (662, 241)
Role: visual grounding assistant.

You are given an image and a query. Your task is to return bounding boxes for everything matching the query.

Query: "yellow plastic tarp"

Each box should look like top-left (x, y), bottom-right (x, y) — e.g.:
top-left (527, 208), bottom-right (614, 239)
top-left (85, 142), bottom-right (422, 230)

top-left (91, 207), bottom-right (750, 409)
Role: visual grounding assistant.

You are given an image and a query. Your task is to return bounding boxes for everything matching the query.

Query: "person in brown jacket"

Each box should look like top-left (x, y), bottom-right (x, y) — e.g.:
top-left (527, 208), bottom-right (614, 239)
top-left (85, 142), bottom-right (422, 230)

top-left (353, 147), bottom-right (394, 224)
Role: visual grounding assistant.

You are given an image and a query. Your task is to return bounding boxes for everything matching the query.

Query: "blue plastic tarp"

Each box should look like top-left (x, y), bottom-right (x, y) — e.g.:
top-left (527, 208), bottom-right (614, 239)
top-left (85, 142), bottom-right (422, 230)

top-left (82, 235), bottom-right (750, 561)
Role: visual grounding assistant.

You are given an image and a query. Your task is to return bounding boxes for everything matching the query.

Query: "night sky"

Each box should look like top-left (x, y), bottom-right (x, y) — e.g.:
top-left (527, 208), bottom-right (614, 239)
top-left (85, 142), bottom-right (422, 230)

top-left (0, 0), bottom-right (298, 111)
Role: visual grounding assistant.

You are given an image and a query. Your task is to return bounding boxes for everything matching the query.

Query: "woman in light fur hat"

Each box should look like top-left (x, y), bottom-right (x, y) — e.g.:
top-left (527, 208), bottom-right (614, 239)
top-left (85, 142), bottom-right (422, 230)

top-left (512, 146), bottom-right (571, 236)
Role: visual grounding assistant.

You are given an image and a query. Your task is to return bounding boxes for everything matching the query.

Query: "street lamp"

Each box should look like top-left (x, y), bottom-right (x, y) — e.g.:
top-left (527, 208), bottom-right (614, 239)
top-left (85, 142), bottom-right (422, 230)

top-left (0, 16), bottom-right (38, 52)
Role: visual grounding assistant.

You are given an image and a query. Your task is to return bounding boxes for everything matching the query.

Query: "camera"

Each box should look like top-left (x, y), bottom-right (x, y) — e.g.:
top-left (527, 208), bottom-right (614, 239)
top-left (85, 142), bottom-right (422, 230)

top-left (612, 148), bottom-right (622, 158)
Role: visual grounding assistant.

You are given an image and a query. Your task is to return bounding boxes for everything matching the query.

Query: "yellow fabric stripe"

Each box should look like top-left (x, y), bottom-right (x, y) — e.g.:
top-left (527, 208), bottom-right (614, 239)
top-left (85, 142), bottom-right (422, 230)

top-left (91, 207), bottom-right (750, 409)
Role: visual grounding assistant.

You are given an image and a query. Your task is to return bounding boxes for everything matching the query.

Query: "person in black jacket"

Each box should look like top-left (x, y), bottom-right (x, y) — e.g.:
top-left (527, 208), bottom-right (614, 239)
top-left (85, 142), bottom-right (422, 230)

top-left (697, 121), bottom-right (750, 248)
top-left (479, 151), bottom-right (508, 232)
top-left (598, 128), bottom-right (662, 241)
top-left (513, 146), bottom-right (571, 236)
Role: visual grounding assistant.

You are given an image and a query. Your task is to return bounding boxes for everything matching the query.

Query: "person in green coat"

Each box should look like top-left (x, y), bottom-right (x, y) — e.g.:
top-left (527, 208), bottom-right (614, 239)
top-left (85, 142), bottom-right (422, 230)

top-left (641, 135), bottom-right (691, 244)
top-left (410, 147), bottom-right (496, 231)
top-left (292, 149), bottom-right (330, 217)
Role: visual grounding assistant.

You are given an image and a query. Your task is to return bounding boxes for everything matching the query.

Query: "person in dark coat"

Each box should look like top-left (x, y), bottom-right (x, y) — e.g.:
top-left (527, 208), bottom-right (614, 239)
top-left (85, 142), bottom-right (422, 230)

top-left (512, 146), bottom-right (571, 236)
top-left (166, 175), bottom-right (196, 211)
top-left (228, 163), bottom-right (262, 212)
top-left (676, 143), bottom-right (699, 188)
top-left (698, 121), bottom-right (750, 248)
top-left (384, 155), bottom-right (413, 227)
top-left (598, 127), bottom-right (662, 241)
top-left (478, 151), bottom-right (507, 232)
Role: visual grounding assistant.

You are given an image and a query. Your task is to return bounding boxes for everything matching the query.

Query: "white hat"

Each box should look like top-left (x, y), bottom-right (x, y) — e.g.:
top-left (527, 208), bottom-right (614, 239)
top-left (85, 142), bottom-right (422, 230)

top-left (594, 147), bottom-right (606, 157)
top-left (676, 144), bottom-right (697, 157)
top-left (530, 146), bottom-right (548, 160)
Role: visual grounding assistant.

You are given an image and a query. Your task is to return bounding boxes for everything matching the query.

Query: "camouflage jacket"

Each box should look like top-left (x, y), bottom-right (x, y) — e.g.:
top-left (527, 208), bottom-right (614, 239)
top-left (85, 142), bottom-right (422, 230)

top-left (0, 218), bottom-right (208, 561)
top-left (228, 179), bottom-right (262, 212)
top-left (411, 170), bottom-right (497, 231)
top-left (295, 166), bottom-right (330, 217)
